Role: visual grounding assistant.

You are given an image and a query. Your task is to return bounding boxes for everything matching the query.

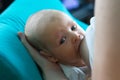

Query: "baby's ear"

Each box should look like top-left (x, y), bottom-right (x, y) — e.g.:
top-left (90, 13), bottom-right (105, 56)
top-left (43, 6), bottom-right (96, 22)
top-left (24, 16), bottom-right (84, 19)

top-left (40, 51), bottom-right (58, 63)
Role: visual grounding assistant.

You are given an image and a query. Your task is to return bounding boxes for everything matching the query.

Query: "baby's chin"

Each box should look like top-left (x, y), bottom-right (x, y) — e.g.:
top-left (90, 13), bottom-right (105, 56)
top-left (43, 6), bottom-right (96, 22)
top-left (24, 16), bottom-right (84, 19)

top-left (66, 59), bottom-right (86, 67)
top-left (74, 61), bottom-right (86, 67)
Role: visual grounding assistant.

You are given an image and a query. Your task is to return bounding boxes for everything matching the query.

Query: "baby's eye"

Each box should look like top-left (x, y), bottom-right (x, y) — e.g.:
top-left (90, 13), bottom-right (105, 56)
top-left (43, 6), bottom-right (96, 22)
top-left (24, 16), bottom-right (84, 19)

top-left (60, 36), bottom-right (66, 45)
top-left (71, 25), bottom-right (77, 31)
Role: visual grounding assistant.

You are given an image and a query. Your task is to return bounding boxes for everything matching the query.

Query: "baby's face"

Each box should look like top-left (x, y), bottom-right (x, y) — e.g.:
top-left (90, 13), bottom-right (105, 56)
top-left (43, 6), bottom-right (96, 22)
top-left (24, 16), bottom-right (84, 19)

top-left (40, 14), bottom-right (85, 66)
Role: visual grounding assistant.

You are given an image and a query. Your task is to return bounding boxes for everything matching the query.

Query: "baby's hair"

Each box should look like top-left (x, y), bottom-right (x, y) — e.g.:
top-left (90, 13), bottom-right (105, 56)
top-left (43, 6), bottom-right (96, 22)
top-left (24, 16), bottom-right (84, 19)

top-left (25, 9), bottom-right (68, 51)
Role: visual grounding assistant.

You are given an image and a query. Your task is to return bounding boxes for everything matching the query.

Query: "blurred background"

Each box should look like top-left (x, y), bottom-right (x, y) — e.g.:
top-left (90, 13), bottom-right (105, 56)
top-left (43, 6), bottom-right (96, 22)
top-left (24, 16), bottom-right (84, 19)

top-left (0, 0), bottom-right (14, 14)
top-left (0, 0), bottom-right (95, 24)
top-left (60, 0), bottom-right (95, 24)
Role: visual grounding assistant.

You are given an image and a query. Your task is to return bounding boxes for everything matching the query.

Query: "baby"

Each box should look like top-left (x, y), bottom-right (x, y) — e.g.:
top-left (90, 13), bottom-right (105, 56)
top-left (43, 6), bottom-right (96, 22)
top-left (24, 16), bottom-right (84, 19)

top-left (23, 9), bottom-right (94, 80)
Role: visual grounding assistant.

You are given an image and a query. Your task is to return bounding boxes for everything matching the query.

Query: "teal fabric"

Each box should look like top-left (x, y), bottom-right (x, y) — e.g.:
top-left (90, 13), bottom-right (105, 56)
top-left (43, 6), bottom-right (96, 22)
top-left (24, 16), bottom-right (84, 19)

top-left (0, 0), bottom-right (88, 80)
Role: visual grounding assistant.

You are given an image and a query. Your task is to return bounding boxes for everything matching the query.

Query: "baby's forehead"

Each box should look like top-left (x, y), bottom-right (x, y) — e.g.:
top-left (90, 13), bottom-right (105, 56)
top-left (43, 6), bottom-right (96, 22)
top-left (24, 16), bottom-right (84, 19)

top-left (29, 10), bottom-right (74, 37)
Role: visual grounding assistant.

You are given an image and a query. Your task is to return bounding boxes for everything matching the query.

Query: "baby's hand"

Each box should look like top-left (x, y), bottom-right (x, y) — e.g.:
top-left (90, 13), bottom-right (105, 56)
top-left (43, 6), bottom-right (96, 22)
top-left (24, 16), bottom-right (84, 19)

top-left (18, 32), bottom-right (62, 69)
top-left (18, 32), bottom-right (52, 68)
top-left (18, 32), bottom-right (67, 80)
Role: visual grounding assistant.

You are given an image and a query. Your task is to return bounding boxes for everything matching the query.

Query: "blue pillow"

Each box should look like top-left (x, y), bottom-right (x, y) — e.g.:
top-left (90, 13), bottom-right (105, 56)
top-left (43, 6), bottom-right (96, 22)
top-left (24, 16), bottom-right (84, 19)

top-left (0, 0), bottom-right (88, 80)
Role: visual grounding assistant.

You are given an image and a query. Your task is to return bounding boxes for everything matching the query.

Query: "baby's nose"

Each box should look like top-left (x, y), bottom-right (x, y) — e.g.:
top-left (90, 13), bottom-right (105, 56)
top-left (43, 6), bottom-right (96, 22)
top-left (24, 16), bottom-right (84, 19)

top-left (72, 33), bottom-right (80, 43)
top-left (72, 32), bottom-right (84, 44)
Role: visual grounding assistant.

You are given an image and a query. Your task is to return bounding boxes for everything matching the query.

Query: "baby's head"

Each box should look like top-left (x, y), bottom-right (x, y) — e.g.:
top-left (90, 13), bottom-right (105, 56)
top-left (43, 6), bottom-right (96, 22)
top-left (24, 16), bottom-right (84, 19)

top-left (25, 9), bottom-right (85, 66)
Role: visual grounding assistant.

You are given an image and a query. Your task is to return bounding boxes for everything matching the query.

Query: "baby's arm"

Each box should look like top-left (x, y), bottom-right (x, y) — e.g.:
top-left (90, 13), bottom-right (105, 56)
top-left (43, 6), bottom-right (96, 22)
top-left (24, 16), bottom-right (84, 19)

top-left (94, 0), bottom-right (120, 80)
top-left (18, 32), bottom-right (68, 80)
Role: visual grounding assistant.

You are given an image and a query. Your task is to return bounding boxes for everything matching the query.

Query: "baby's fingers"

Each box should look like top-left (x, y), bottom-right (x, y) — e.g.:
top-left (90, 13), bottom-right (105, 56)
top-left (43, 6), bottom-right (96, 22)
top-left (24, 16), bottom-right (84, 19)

top-left (18, 32), bottom-right (32, 50)
top-left (18, 32), bottom-right (38, 54)
top-left (18, 32), bottom-right (44, 61)
top-left (18, 32), bottom-right (26, 43)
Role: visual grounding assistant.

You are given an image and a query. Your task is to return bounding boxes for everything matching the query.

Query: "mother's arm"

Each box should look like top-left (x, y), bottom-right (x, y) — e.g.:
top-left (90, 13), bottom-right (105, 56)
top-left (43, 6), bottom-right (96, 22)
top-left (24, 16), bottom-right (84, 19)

top-left (18, 32), bottom-right (68, 80)
top-left (93, 0), bottom-right (120, 80)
